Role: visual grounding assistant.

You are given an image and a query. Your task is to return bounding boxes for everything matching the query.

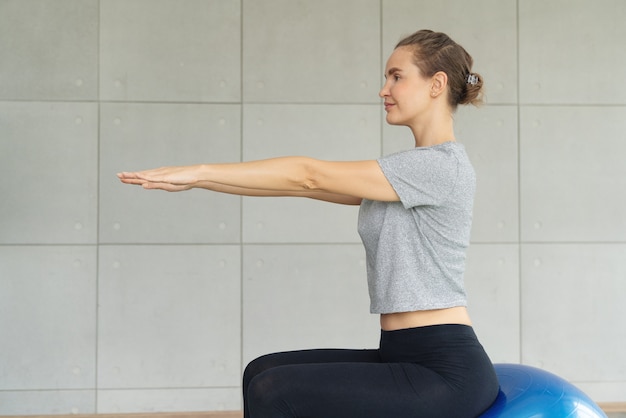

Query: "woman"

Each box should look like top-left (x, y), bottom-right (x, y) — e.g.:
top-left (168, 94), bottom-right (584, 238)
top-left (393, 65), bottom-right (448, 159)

top-left (119, 29), bottom-right (499, 418)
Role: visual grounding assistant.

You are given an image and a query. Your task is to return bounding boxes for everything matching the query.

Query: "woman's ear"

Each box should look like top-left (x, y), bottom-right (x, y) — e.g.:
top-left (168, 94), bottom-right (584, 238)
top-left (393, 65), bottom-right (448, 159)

top-left (431, 71), bottom-right (448, 97)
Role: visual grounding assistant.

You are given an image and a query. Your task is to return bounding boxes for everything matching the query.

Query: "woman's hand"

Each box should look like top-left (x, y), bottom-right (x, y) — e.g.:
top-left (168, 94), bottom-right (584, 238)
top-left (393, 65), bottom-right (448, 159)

top-left (117, 165), bottom-right (202, 192)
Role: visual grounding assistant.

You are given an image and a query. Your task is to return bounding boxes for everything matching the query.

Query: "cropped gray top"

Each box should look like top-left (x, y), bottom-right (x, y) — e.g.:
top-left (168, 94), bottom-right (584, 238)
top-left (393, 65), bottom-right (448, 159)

top-left (357, 142), bottom-right (476, 314)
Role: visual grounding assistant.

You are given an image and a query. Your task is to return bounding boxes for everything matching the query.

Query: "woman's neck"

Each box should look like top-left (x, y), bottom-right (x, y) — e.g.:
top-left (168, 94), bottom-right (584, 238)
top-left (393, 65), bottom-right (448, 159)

top-left (412, 132), bottom-right (456, 148)
top-left (409, 109), bottom-right (456, 147)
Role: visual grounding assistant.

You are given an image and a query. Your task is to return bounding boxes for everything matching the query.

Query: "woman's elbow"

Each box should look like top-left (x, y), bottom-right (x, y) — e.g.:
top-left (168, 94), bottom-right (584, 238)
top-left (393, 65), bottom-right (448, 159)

top-left (295, 158), bottom-right (324, 191)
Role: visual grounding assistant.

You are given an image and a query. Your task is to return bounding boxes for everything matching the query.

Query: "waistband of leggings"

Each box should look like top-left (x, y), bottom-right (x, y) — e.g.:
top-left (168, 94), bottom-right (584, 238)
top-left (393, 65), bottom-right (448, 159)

top-left (380, 324), bottom-right (477, 342)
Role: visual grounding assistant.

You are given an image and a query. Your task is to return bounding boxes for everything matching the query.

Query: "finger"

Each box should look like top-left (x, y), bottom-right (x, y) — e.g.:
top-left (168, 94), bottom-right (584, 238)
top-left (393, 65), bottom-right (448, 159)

top-left (119, 177), bottom-right (148, 185)
top-left (118, 171), bottom-right (157, 179)
top-left (117, 171), bottom-right (139, 179)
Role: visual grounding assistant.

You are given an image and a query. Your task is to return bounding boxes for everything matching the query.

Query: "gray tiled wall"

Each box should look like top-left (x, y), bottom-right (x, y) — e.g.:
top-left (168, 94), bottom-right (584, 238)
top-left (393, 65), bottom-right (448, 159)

top-left (1, 0), bottom-right (625, 414)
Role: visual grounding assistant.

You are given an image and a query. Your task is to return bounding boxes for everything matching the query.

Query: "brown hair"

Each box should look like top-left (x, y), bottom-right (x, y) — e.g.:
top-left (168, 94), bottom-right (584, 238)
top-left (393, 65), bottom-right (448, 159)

top-left (395, 29), bottom-right (483, 109)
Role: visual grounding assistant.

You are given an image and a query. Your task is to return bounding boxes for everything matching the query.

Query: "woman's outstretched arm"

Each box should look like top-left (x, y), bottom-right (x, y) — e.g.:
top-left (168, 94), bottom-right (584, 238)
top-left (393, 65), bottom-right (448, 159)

top-left (117, 156), bottom-right (399, 204)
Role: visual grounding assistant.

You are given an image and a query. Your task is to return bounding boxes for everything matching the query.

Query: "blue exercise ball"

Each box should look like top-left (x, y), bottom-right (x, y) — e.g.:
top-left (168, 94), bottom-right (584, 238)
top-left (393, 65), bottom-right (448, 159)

top-left (479, 364), bottom-right (607, 417)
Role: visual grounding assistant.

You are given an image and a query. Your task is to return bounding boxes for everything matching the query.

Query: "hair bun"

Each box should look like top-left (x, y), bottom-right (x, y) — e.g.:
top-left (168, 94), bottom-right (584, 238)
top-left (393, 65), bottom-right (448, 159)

top-left (459, 72), bottom-right (483, 106)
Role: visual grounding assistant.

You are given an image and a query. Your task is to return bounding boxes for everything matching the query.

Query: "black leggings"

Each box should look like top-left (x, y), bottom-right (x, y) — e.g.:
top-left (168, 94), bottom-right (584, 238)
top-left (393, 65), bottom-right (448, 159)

top-left (243, 324), bottom-right (499, 418)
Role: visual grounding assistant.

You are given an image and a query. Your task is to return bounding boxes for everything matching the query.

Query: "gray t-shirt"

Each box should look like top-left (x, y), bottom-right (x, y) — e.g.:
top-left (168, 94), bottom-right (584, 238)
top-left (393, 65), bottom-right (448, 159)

top-left (357, 142), bottom-right (475, 314)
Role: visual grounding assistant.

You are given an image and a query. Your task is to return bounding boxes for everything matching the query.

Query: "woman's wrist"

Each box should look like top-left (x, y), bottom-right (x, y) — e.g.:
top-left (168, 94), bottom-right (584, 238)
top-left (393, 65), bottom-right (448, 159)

top-left (193, 164), bottom-right (212, 187)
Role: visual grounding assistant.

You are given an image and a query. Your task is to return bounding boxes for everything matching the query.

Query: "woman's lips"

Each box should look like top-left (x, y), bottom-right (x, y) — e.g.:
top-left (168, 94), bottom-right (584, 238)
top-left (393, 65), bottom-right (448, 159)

top-left (384, 102), bottom-right (394, 111)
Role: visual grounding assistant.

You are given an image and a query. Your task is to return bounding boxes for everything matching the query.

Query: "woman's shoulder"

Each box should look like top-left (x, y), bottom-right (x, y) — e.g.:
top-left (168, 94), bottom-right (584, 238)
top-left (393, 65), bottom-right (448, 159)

top-left (379, 141), bottom-right (468, 168)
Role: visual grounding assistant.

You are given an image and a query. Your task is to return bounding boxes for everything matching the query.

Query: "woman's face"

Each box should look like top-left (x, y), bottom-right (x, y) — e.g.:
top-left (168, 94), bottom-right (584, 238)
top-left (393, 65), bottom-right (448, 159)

top-left (379, 46), bottom-right (432, 127)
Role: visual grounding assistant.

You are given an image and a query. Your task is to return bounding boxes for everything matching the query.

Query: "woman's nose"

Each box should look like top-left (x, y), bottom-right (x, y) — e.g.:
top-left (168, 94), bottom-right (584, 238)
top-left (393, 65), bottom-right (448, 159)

top-left (379, 84), bottom-right (388, 98)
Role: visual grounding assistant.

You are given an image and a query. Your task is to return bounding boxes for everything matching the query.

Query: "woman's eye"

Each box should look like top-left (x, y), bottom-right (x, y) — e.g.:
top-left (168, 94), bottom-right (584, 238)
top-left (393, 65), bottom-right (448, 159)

top-left (394, 75), bottom-right (400, 81)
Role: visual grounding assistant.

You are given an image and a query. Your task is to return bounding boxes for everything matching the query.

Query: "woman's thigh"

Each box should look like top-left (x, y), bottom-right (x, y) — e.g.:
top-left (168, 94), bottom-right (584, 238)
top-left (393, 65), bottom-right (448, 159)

top-left (246, 360), bottom-right (452, 418)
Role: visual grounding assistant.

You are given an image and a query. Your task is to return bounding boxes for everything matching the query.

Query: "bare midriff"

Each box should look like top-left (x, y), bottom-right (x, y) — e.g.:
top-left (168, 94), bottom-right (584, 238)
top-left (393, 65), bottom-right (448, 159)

top-left (380, 306), bottom-right (472, 331)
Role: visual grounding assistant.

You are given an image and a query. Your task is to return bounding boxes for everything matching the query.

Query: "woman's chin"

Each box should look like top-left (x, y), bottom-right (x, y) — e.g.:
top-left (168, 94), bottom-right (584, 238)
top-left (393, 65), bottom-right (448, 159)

top-left (385, 115), bottom-right (405, 126)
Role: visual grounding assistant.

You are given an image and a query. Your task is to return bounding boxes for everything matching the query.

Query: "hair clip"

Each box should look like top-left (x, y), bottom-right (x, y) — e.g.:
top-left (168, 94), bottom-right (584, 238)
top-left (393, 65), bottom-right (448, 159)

top-left (466, 73), bottom-right (479, 86)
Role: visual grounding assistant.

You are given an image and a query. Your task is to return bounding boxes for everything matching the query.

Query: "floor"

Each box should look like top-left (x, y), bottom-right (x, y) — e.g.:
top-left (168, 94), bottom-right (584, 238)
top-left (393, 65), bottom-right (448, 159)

top-left (6, 408), bottom-right (625, 418)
